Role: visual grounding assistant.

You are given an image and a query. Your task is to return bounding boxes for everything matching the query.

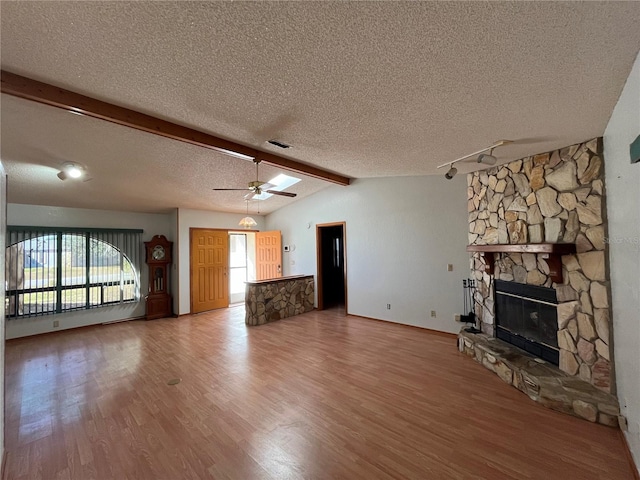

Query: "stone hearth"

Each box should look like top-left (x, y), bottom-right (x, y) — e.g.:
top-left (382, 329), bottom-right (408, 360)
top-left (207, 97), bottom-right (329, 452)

top-left (459, 330), bottom-right (620, 427)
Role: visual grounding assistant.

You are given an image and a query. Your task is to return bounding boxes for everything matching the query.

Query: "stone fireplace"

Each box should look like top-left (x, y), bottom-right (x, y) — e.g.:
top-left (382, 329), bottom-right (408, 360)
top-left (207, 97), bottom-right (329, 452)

top-left (459, 138), bottom-right (619, 426)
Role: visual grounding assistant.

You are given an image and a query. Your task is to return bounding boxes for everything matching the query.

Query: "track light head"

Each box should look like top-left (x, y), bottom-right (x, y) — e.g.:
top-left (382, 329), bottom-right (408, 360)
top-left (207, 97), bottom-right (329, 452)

top-left (445, 166), bottom-right (457, 180)
top-left (477, 153), bottom-right (497, 165)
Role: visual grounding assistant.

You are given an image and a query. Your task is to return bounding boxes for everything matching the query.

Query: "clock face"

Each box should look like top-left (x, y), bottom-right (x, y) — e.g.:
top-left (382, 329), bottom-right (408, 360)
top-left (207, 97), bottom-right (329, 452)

top-left (152, 245), bottom-right (165, 261)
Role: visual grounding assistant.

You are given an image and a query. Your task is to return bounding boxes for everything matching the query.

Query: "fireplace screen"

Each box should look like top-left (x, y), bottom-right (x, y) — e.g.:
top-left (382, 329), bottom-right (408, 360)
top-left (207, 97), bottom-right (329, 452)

top-left (495, 280), bottom-right (559, 365)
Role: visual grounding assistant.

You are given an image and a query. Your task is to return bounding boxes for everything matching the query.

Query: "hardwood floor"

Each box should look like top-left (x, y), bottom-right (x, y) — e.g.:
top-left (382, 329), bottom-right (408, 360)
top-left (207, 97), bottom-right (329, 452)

top-left (4, 307), bottom-right (635, 479)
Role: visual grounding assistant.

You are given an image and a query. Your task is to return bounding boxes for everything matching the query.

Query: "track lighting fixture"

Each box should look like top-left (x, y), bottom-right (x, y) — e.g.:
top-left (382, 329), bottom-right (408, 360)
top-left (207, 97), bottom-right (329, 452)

top-left (445, 166), bottom-right (457, 180)
top-left (477, 150), bottom-right (497, 165)
top-left (437, 140), bottom-right (512, 179)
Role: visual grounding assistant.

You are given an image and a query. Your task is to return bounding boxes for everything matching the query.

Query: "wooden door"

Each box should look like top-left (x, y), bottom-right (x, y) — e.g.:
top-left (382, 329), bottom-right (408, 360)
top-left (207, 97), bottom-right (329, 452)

top-left (190, 229), bottom-right (229, 313)
top-left (256, 231), bottom-right (282, 280)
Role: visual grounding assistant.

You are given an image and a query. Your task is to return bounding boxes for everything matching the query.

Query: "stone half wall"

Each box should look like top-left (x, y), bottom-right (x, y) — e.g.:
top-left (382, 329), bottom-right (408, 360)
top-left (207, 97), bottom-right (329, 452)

top-left (245, 275), bottom-right (314, 326)
top-left (467, 138), bottom-right (614, 393)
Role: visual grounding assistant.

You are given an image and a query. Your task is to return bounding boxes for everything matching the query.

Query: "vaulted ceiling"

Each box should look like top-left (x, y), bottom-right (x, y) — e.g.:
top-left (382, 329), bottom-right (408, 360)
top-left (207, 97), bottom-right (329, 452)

top-left (1, 2), bottom-right (639, 214)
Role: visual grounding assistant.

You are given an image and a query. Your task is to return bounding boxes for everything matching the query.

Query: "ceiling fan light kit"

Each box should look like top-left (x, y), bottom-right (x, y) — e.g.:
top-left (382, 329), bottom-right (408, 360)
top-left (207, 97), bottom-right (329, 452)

top-left (213, 159), bottom-right (298, 200)
top-left (437, 140), bottom-right (512, 180)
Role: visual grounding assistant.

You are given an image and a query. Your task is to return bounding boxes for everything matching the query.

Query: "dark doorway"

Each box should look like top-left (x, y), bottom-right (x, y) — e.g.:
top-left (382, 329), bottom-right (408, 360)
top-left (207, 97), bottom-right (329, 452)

top-left (316, 222), bottom-right (347, 312)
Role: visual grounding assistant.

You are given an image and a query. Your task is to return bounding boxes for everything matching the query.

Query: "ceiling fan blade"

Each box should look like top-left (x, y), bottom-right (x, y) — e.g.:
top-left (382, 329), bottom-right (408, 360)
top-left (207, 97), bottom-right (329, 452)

top-left (244, 192), bottom-right (257, 200)
top-left (213, 188), bottom-right (250, 191)
top-left (266, 190), bottom-right (297, 198)
top-left (260, 182), bottom-right (275, 190)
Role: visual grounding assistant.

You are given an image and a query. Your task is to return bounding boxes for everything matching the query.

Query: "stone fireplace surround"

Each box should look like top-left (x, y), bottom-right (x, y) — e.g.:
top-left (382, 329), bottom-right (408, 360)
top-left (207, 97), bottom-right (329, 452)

top-left (461, 138), bottom-right (620, 426)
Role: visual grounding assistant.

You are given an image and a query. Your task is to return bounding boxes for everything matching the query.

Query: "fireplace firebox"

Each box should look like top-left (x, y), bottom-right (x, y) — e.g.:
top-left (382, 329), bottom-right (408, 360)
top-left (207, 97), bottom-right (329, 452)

top-left (494, 280), bottom-right (559, 365)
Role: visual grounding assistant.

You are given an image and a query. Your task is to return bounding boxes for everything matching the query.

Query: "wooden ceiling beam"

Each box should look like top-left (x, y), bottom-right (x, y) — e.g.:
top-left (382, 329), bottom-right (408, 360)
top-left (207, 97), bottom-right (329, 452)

top-left (1, 70), bottom-right (350, 186)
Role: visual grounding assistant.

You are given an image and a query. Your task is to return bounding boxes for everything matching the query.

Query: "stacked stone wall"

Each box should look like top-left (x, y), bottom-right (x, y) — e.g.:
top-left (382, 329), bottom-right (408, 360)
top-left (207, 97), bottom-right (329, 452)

top-left (467, 138), bottom-right (613, 393)
top-left (245, 276), bottom-right (314, 326)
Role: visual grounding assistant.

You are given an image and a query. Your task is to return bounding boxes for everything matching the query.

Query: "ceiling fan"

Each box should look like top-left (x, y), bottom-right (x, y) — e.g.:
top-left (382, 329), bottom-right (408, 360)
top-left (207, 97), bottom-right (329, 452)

top-left (213, 159), bottom-right (297, 200)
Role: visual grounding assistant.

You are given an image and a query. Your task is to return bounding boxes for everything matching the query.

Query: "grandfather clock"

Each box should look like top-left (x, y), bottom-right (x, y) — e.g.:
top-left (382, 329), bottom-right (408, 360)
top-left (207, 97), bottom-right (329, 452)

top-left (144, 235), bottom-right (173, 320)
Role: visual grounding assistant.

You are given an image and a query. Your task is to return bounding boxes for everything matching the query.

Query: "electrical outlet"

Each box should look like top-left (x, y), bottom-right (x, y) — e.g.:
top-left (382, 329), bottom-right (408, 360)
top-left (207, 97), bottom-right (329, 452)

top-left (53, 320), bottom-right (59, 328)
top-left (386, 304), bottom-right (391, 310)
top-left (454, 314), bottom-right (461, 322)
top-left (430, 310), bottom-right (436, 318)
top-left (447, 264), bottom-right (453, 272)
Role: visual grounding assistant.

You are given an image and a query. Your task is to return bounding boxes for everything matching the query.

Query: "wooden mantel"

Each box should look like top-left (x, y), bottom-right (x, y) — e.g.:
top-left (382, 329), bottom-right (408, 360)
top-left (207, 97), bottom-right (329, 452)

top-left (466, 243), bottom-right (576, 283)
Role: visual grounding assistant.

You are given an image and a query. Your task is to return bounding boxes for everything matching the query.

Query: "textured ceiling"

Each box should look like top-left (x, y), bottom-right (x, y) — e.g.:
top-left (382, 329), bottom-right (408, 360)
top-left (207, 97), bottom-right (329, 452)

top-left (0, 95), bottom-right (324, 214)
top-left (1, 1), bottom-right (640, 214)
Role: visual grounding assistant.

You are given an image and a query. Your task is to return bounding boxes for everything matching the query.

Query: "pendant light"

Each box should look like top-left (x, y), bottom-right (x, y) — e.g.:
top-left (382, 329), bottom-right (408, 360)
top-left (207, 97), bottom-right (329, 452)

top-left (238, 200), bottom-right (257, 229)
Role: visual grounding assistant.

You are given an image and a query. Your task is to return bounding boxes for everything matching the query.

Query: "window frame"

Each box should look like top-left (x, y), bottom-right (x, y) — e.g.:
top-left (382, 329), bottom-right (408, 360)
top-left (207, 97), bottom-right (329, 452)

top-left (5, 226), bottom-right (143, 319)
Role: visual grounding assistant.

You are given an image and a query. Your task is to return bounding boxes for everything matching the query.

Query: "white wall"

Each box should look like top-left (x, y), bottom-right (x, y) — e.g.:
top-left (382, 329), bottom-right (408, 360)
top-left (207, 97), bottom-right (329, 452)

top-left (604, 51), bottom-right (640, 469)
top-left (265, 175), bottom-right (469, 333)
top-left (6, 204), bottom-right (173, 338)
top-left (0, 162), bottom-right (7, 467)
top-left (176, 208), bottom-right (265, 314)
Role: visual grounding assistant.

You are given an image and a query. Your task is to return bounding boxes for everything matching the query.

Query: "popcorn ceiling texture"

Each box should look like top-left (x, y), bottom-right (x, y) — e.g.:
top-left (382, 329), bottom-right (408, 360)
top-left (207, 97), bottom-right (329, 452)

top-left (467, 139), bottom-right (614, 394)
top-left (0, 96), bottom-right (329, 215)
top-left (1, 2), bottom-right (640, 217)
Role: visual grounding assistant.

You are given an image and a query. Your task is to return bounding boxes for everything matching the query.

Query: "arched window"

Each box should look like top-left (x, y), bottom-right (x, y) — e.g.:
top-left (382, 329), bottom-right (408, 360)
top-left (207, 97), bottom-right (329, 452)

top-left (5, 227), bottom-right (142, 318)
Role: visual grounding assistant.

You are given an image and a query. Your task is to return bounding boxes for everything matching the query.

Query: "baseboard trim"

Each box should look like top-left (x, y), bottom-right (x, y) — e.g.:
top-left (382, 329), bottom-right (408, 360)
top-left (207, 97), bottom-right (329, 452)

top-left (619, 430), bottom-right (640, 479)
top-left (102, 315), bottom-right (145, 325)
top-left (6, 315), bottom-right (144, 341)
top-left (347, 314), bottom-right (458, 339)
top-left (2, 449), bottom-right (7, 480)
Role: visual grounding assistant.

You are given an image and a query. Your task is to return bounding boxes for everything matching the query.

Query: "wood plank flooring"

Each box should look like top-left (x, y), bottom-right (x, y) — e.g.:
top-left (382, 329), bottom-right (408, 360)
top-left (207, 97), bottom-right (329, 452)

top-left (3, 307), bottom-right (635, 479)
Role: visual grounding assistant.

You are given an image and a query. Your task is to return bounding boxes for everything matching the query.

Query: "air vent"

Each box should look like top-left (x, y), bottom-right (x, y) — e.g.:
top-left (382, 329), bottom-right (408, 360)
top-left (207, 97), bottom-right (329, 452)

top-left (268, 139), bottom-right (291, 149)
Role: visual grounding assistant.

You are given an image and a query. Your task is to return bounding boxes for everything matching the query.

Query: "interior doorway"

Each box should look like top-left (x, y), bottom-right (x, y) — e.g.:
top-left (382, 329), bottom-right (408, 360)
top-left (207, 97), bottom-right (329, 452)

top-left (316, 222), bottom-right (347, 312)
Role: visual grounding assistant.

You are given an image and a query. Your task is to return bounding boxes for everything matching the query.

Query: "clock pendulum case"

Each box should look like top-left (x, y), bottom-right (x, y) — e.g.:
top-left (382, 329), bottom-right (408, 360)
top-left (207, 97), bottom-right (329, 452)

top-left (144, 235), bottom-right (173, 320)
